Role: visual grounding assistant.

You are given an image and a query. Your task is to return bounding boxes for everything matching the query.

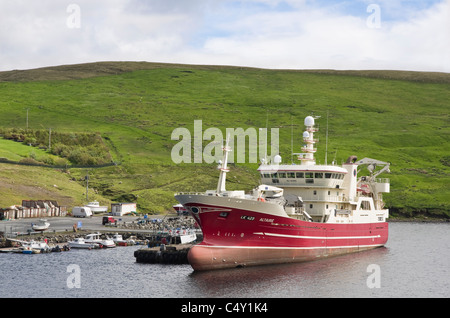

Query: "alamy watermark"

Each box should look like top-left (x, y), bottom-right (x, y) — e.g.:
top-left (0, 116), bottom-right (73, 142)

top-left (66, 4), bottom-right (81, 29)
top-left (67, 264), bottom-right (81, 288)
top-left (366, 4), bottom-right (381, 29)
top-left (171, 120), bottom-right (279, 164)
top-left (366, 264), bottom-right (381, 288)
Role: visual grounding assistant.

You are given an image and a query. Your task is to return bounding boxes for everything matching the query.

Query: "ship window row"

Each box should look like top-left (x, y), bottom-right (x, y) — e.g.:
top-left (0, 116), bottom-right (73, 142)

top-left (262, 172), bottom-right (345, 180)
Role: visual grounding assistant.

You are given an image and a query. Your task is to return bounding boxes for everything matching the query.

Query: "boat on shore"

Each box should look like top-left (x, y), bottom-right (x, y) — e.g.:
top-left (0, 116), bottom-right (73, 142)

top-left (31, 219), bottom-right (50, 232)
top-left (84, 201), bottom-right (108, 213)
top-left (175, 115), bottom-right (391, 271)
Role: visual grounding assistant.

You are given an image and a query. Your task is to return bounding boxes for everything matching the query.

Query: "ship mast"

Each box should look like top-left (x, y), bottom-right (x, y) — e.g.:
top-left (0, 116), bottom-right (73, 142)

top-left (216, 134), bottom-right (231, 194)
top-left (298, 116), bottom-right (319, 165)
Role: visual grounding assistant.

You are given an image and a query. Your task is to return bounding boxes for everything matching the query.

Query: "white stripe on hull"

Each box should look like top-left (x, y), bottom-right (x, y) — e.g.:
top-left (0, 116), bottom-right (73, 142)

top-left (253, 232), bottom-right (381, 240)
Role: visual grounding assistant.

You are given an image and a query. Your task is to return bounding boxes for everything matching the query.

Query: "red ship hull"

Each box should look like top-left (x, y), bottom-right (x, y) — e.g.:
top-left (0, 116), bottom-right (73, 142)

top-left (185, 203), bottom-right (388, 271)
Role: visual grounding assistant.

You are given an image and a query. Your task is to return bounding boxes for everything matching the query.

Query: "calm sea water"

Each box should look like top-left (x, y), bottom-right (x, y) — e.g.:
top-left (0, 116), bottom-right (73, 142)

top-left (0, 222), bottom-right (448, 299)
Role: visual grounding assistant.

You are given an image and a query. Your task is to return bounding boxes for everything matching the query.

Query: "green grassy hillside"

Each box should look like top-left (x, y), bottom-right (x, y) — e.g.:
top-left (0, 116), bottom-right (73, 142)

top-left (0, 62), bottom-right (449, 218)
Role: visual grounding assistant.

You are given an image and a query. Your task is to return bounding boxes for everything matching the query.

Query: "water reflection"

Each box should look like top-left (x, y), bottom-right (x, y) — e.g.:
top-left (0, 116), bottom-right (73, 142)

top-left (188, 247), bottom-right (389, 298)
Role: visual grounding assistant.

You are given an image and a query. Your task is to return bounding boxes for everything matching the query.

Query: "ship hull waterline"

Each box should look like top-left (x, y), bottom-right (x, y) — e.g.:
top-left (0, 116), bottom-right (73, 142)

top-left (188, 243), bottom-right (385, 271)
top-left (180, 200), bottom-right (388, 271)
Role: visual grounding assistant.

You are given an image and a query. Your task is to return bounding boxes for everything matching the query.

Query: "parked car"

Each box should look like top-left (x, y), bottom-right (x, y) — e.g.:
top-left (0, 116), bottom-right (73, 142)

top-left (102, 216), bottom-right (117, 225)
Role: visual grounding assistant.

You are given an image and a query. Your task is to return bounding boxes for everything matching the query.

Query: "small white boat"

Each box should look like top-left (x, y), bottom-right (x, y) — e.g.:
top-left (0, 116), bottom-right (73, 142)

top-left (68, 237), bottom-right (98, 249)
top-left (112, 233), bottom-right (135, 246)
top-left (8, 238), bottom-right (51, 253)
top-left (85, 233), bottom-right (116, 248)
top-left (180, 230), bottom-right (197, 244)
top-left (31, 219), bottom-right (50, 231)
top-left (169, 228), bottom-right (197, 244)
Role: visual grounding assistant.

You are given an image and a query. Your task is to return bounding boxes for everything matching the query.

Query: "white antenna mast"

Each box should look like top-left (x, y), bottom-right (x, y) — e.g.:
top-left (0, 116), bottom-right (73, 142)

top-left (216, 134), bottom-right (231, 194)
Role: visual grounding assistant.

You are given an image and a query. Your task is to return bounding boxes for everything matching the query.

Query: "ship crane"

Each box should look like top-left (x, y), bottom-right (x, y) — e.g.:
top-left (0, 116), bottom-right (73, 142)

top-left (357, 157), bottom-right (390, 179)
top-left (357, 158), bottom-right (391, 209)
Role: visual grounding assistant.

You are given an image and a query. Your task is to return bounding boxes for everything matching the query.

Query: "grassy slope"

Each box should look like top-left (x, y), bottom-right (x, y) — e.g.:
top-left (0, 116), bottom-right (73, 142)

top-left (0, 62), bottom-right (449, 217)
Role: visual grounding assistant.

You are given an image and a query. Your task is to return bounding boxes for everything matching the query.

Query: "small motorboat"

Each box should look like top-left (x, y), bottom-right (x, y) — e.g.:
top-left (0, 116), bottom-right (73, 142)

top-left (169, 228), bottom-right (198, 244)
top-left (68, 237), bottom-right (99, 249)
top-left (8, 238), bottom-right (51, 253)
top-left (85, 233), bottom-right (116, 248)
top-left (31, 219), bottom-right (50, 231)
top-left (112, 233), bottom-right (135, 246)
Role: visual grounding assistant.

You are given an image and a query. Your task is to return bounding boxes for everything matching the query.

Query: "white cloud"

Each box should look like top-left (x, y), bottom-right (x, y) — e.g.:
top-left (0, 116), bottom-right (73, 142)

top-left (192, 0), bottom-right (450, 71)
top-left (0, 0), bottom-right (448, 72)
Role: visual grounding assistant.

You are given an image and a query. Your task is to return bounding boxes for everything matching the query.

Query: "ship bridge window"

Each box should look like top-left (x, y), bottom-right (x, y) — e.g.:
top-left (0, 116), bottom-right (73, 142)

top-left (305, 172), bottom-right (313, 178)
top-left (325, 173), bottom-right (332, 178)
top-left (279, 172), bottom-right (286, 178)
top-left (360, 201), bottom-right (371, 210)
top-left (315, 173), bottom-right (323, 178)
top-left (262, 173), bottom-right (271, 178)
top-left (296, 172), bottom-right (304, 178)
top-left (287, 172), bottom-right (295, 178)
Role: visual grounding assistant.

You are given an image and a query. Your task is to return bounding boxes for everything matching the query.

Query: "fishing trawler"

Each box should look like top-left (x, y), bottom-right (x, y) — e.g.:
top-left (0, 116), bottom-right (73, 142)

top-left (175, 115), bottom-right (390, 271)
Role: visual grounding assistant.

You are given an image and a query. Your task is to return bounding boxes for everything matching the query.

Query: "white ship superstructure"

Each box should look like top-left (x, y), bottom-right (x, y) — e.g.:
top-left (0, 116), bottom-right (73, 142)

top-left (258, 115), bottom-right (390, 224)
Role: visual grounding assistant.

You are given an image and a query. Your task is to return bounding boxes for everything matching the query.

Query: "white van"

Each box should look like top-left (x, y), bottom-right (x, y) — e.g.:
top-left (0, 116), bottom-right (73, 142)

top-left (72, 206), bottom-right (93, 218)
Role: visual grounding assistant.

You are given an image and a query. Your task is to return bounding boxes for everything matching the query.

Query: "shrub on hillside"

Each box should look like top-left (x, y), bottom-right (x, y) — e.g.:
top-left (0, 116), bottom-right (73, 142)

top-left (0, 128), bottom-right (112, 166)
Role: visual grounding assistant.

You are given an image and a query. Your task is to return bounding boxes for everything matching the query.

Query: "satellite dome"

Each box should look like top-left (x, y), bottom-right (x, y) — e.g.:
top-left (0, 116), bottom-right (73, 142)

top-left (273, 155), bottom-right (282, 164)
top-left (303, 131), bottom-right (310, 138)
top-left (304, 116), bottom-right (315, 126)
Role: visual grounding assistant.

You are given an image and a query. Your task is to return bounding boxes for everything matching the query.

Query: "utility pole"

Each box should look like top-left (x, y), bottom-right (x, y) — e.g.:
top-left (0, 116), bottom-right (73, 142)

top-left (26, 108), bottom-right (29, 129)
top-left (85, 172), bottom-right (89, 202)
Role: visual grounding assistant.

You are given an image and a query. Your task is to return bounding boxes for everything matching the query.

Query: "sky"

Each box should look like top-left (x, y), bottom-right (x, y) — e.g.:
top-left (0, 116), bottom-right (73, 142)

top-left (0, 0), bottom-right (448, 72)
